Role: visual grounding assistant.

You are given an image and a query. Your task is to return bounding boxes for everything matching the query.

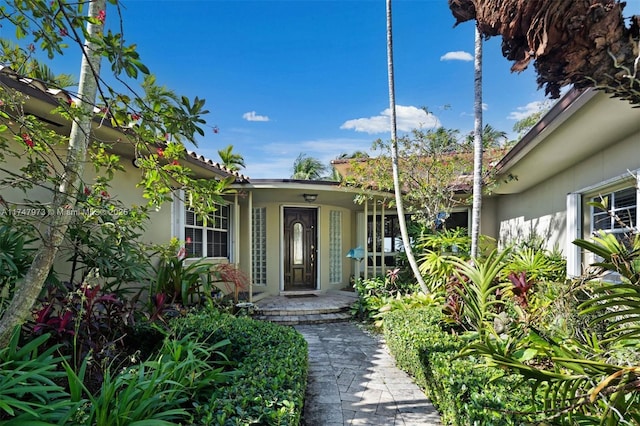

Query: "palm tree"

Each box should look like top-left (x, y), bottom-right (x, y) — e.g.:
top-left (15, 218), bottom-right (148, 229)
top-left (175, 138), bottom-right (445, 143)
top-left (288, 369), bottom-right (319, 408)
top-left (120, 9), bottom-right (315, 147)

top-left (291, 153), bottom-right (327, 180)
top-left (470, 26), bottom-right (483, 258)
top-left (386, 0), bottom-right (428, 293)
top-left (464, 124), bottom-right (507, 150)
top-left (0, 40), bottom-right (76, 88)
top-left (481, 124), bottom-right (507, 149)
top-left (217, 144), bottom-right (246, 171)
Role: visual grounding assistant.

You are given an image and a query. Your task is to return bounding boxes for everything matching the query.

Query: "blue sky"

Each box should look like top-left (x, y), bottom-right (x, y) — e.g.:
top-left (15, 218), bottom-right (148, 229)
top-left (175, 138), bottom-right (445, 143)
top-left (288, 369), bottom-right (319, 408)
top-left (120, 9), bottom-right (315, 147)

top-left (6, 0), bottom-right (640, 178)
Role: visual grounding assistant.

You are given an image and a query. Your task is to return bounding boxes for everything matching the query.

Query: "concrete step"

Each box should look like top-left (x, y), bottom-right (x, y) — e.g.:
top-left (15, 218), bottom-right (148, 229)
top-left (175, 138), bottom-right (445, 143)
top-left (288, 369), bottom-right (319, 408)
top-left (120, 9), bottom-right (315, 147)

top-left (253, 310), bottom-right (352, 326)
top-left (251, 291), bottom-right (357, 325)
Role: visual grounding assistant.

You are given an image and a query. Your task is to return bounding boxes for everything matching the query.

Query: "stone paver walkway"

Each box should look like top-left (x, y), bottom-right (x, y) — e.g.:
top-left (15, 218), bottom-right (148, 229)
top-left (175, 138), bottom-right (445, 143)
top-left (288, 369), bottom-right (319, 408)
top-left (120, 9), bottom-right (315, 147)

top-left (295, 322), bottom-right (441, 426)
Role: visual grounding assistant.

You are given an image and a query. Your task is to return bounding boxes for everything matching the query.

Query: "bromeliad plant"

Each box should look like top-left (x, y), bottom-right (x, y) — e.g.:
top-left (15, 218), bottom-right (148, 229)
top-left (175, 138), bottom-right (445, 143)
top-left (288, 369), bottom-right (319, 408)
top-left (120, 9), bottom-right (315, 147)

top-left (446, 249), bottom-right (511, 334)
top-left (152, 239), bottom-right (213, 306)
top-left (456, 231), bottom-right (640, 424)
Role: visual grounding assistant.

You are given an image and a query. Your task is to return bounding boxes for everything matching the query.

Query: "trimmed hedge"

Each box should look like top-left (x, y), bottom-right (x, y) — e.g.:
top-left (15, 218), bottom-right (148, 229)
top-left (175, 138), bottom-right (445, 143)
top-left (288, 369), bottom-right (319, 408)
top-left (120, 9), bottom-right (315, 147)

top-left (383, 308), bottom-right (540, 425)
top-left (171, 309), bottom-right (308, 425)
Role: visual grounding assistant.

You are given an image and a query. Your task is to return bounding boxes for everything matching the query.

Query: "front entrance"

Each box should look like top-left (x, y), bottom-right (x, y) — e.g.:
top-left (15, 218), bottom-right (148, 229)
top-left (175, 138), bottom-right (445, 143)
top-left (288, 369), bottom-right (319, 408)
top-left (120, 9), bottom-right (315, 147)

top-left (283, 207), bottom-right (318, 291)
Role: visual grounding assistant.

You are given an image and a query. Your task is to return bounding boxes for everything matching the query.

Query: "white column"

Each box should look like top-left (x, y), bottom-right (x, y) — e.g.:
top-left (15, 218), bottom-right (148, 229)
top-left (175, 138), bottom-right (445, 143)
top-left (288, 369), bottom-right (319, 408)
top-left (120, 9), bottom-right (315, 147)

top-left (364, 199), bottom-right (368, 280)
top-left (566, 192), bottom-right (582, 277)
top-left (248, 191), bottom-right (253, 302)
top-left (373, 199), bottom-right (377, 276)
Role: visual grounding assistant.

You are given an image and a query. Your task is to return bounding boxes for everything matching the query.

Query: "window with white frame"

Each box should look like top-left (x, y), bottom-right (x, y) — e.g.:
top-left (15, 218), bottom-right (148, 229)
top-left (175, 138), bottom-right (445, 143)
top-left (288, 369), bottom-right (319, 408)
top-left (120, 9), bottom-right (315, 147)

top-left (588, 186), bottom-right (638, 282)
top-left (367, 214), bottom-right (406, 267)
top-left (591, 187), bottom-right (637, 236)
top-left (184, 204), bottom-right (230, 258)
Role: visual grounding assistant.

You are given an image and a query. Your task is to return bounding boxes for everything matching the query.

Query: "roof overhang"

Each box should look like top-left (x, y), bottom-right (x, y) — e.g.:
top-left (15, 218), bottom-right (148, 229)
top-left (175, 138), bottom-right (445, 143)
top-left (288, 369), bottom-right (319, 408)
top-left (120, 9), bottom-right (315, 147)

top-left (493, 88), bottom-right (640, 194)
top-left (232, 179), bottom-right (393, 210)
top-left (0, 65), bottom-right (248, 183)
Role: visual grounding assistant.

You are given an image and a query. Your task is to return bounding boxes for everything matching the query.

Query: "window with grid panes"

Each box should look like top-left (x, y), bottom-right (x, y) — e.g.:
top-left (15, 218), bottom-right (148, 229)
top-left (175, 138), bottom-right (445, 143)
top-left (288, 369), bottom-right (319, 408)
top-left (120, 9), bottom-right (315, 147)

top-left (592, 187), bottom-right (637, 236)
top-left (185, 204), bottom-right (229, 258)
top-left (590, 187), bottom-right (637, 281)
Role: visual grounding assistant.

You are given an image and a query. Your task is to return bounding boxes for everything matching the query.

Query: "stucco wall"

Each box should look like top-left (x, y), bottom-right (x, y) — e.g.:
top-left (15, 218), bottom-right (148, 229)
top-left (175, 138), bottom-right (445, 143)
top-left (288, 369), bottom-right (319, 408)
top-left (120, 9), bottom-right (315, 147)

top-left (1, 143), bottom-right (175, 281)
top-left (239, 194), bottom-right (358, 297)
top-left (494, 130), bottom-right (640, 253)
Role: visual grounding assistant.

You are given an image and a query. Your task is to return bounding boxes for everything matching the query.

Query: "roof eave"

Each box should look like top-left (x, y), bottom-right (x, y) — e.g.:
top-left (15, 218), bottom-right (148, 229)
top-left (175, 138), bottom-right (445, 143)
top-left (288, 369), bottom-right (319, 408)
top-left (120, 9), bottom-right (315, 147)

top-left (495, 87), bottom-right (597, 175)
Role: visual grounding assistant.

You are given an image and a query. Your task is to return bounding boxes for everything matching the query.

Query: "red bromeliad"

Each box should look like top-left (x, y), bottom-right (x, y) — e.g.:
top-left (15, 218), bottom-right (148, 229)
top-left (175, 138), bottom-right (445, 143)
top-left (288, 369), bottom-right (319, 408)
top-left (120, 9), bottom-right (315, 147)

top-left (507, 271), bottom-right (534, 308)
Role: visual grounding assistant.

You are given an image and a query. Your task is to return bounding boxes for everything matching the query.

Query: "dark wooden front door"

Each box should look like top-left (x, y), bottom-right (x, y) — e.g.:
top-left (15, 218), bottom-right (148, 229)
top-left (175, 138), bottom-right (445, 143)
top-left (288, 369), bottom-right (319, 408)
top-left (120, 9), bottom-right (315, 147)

top-left (283, 207), bottom-right (317, 291)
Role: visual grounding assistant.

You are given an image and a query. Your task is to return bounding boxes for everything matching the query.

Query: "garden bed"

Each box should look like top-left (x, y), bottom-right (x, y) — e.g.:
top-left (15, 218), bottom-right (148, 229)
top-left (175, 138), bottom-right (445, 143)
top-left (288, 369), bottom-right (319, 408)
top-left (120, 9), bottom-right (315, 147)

top-left (383, 307), bottom-right (542, 425)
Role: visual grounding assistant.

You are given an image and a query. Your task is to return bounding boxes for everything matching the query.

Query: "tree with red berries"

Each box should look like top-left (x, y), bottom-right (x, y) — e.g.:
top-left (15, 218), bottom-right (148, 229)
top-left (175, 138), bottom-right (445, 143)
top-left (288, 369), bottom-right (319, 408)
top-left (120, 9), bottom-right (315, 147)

top-left (0, 0), bottom-right (232, 345)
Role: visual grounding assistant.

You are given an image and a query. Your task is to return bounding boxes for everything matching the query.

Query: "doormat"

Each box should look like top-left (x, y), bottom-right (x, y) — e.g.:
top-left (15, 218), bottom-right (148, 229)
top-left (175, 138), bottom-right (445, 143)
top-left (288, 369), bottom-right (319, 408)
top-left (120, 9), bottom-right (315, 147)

top-left (285, 294), bottom-right (317, 299)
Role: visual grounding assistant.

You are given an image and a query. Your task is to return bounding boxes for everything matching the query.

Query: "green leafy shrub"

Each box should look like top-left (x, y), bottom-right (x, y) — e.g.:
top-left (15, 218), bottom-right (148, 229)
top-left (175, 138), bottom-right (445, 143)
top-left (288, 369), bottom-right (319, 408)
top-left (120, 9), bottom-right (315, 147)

top-left (65, 334), bottom-right (234, 426)
top-left (153, 238), bottom-right (214, 306)
top-left (383, 308), bottom-right (541, 425)
top-left (171, 309), bottom-right (308, 425)
top-left (351, 269), bottom-right (420, 322)
top-left (65, 193), bottom-right (153, 293)
top-left (24, 273), bottom-right (136, 393)
top-left (0, 224), bottom-right (36, 313)
top-left (373, 291), bottom-right (444, 328)
top-left (0, 328), bottom-right (79, 424)
top-left (416, 228), bottom-right (471, 293)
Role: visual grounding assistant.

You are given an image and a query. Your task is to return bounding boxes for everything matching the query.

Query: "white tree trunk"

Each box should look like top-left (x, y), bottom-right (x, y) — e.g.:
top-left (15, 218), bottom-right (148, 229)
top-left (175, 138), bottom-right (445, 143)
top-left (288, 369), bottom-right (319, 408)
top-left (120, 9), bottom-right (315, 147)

top-left (386, 0), bottom-right (428, 293)
top-left (470, 26), bottom-right (483, 258)
top-left (0, 0), bottom-right (106, 345)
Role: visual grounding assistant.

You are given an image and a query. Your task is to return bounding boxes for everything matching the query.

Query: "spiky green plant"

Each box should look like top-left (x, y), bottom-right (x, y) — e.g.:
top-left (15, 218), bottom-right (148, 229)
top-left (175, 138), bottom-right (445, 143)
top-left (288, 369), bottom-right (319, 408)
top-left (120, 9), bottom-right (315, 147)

top-left (458, 231), bottom-right (640, 424)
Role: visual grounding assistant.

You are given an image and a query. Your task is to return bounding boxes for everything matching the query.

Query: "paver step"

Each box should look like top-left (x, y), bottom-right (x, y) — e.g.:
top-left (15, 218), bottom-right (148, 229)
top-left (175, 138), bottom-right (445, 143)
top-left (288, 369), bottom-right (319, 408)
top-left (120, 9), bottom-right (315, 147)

top-left (251, 291), bottom-right (357, 325)
top-left (254, 310), bottom-right (352, 325)
top-left (257, 306), bottom-right (347, 316)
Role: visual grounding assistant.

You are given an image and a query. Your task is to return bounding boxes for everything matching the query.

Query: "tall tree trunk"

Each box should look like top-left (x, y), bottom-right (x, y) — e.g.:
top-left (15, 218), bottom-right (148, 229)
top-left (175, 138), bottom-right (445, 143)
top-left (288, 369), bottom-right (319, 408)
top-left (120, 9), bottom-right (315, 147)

top-left (386, 0), bottom-right (428, 293)
top-left (470, 26), bottom-right (483, 258)
top-left (0, 0), bottom-right (106, 345)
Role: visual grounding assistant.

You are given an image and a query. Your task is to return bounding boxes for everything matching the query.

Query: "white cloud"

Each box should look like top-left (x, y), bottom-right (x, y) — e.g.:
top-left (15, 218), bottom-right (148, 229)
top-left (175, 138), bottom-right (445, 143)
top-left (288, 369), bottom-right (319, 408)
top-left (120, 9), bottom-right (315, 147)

top-left (242, 111), bottom-right (270, 122)
top-left (507, 101), bottom-right (546, 120)
top-left (440, 51), bottom-right (473, 61)
top-left (340, 105), bottom-right (440, 134)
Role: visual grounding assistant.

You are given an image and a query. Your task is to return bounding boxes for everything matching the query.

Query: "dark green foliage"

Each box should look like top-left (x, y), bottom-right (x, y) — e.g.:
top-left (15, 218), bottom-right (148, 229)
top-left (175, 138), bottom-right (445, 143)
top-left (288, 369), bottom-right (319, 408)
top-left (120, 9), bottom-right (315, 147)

top-left (171, 309), bottom-right (308, 425)
top-left (66, 334), bottom-right (234, 426)
top-left (351, 273), bottom-right (420, 322)
top-left (0, 224), bottom-right (36, 312)
top-left (383, 308), bottom-right (541, 425)
top-left (0, 328), bottom-right (79, 424)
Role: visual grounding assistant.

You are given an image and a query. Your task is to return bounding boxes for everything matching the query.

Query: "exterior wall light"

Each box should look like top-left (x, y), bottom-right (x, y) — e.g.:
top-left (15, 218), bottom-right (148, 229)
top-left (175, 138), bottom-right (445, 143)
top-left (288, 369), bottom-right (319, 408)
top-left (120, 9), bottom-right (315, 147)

top-left (303, 193), bottom-right (318, 203)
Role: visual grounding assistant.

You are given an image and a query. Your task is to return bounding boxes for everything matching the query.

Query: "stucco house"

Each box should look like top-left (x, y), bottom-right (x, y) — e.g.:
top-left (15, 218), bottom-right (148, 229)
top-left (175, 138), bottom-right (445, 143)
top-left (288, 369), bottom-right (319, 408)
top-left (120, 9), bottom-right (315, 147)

top-left (2, 64), bottom-right (638, 304)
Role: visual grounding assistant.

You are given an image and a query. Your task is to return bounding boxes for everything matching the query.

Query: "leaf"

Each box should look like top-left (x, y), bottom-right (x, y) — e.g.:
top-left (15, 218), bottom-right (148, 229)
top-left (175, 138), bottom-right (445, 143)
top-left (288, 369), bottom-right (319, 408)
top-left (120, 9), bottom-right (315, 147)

top-left (513, 348), bottom-right (538, 362)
